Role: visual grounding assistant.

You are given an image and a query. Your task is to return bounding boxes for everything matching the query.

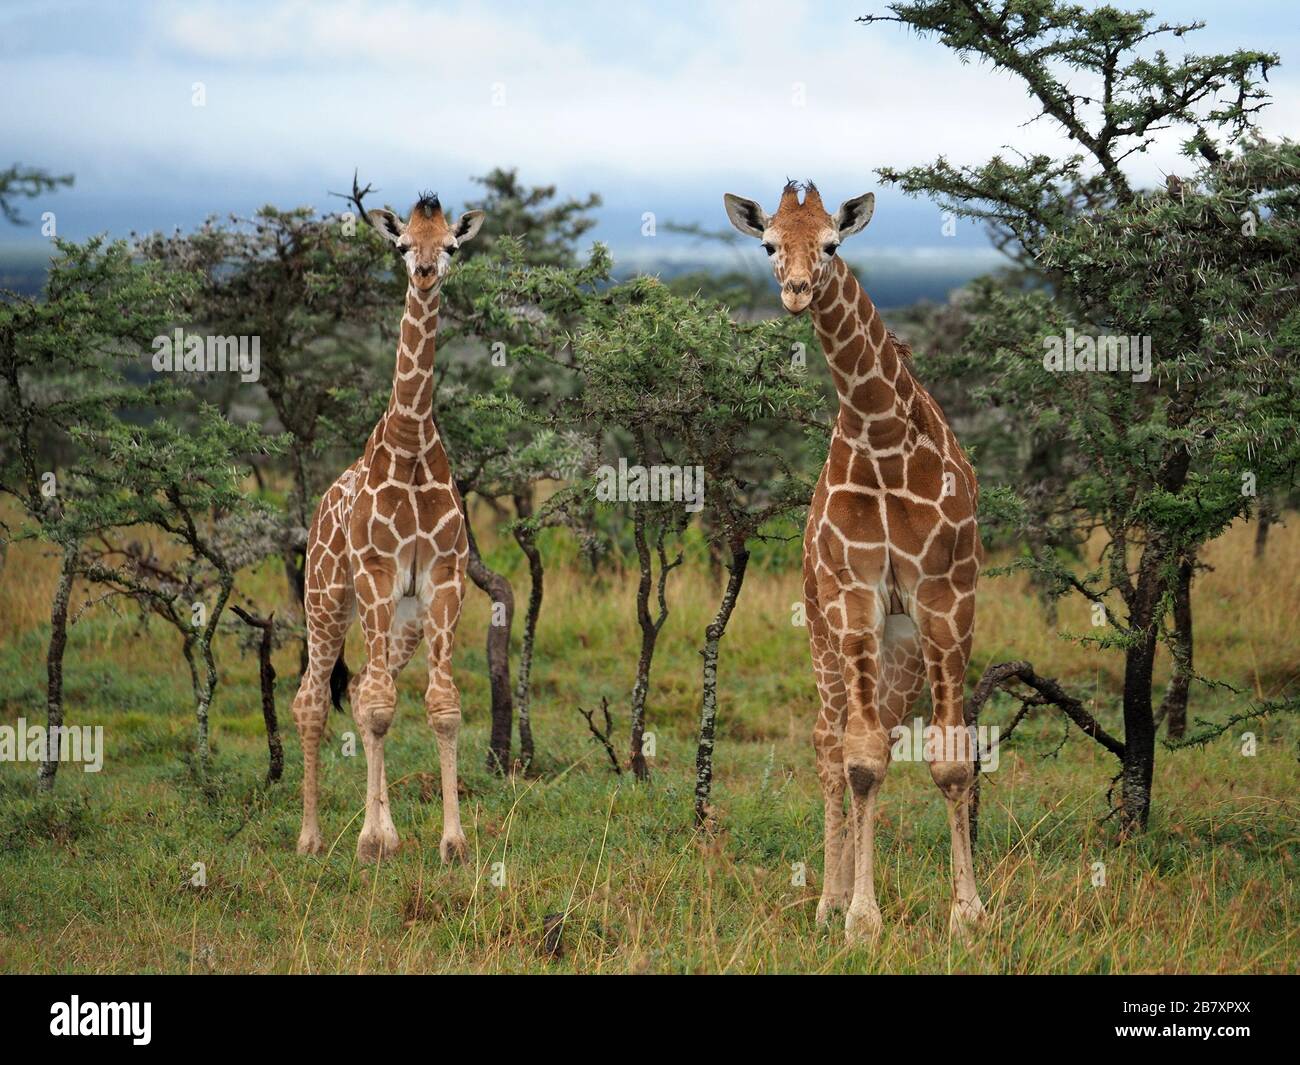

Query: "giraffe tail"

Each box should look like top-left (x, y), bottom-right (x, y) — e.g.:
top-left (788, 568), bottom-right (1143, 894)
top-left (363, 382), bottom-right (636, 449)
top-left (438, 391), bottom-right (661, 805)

top-left (329, 654), bottom-right (351, 713)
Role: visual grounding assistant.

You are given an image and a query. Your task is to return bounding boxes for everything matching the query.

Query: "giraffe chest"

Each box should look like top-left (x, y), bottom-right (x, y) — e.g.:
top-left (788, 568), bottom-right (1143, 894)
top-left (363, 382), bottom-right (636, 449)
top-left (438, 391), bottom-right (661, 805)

top-left (347, 456), bottom-right (466, 584)
top-left (806, 429), bottom-right (976, 598)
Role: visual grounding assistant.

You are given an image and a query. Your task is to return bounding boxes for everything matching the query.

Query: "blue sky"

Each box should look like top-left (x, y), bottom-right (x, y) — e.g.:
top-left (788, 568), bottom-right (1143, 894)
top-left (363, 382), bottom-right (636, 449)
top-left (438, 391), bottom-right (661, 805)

top-left (2, 0), bottom-right (1298, 265)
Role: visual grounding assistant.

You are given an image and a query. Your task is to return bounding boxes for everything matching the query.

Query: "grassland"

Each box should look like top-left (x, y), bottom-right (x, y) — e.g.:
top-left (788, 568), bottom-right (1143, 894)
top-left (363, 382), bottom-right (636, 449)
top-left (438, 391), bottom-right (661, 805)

top-left (0, 513), bottom-right (1296, 973)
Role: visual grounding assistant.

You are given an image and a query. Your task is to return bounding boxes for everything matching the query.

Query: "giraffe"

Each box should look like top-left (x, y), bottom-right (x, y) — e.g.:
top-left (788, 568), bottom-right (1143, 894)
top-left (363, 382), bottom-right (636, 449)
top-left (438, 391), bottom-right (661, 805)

top-left (725, 181), bottom-right (987, 942)
top-left (291, 192), bottom-right (485, 865)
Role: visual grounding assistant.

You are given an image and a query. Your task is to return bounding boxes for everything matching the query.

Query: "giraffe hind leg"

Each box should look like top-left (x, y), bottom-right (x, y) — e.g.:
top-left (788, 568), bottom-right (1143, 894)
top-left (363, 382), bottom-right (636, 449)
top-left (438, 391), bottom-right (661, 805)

top-left (913, 582), bottom-right (986, 934)
top-left (292, 536), bottom-right (355, 856)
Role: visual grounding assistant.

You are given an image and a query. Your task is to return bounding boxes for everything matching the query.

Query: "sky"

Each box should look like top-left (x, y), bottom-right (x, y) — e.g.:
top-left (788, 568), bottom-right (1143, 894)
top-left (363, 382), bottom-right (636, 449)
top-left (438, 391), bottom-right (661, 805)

top-left (2, 0), bottom-right (1298, 270)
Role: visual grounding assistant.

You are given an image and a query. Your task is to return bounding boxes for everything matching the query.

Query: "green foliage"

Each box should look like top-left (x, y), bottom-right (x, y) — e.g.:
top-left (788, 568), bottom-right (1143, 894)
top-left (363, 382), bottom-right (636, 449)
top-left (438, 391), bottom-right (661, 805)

top-left (136, 206), bottom-right (396, 525)
top-left (460, 167), bottom-right (602, 268)
top-left (567, 276), bottom-right (824, 548)
top-left (0, 237), bottom-right (196, 542)
top-left (0, 162), bottom-right (73, 226)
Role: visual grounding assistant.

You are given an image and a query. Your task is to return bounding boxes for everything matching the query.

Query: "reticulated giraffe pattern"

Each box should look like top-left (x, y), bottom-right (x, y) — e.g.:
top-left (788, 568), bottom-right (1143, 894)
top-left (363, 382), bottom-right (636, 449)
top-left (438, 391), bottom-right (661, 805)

top-left (725, 182), bottom-right (987, 941)
top-left (290, 193), bottom-right (485, 865)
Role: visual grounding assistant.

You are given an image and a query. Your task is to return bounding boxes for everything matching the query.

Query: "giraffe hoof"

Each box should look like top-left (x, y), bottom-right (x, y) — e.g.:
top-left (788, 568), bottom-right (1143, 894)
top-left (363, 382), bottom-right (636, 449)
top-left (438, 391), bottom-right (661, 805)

top-left (844, 904), bottom-right (883, 945)
top-left (356, 829), bottom-right (400, 865)
top-left (296, 831), bottom-right (325, 856)
top-left (949, 897), bottom-right (988, 937)
top-left (816, 896), bottom-right (848, 927)
top-left (439, 832), bottom-right (469, 865)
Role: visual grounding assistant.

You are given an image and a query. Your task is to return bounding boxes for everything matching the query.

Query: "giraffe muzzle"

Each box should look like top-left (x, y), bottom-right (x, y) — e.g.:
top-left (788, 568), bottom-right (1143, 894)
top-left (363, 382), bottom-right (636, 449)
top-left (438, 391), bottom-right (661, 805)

top-left (782, 280), bottom-right (813, 314)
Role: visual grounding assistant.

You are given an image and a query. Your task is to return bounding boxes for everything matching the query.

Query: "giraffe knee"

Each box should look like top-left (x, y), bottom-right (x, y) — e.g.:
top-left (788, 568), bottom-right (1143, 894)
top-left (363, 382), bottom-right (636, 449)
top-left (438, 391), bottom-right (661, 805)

top-left (843, 729), bottom-right (890, 797)
top-left (427, 703), bottom-right (461, 739)
top-left (930, 758), bottom-right (974, 801)
top-left (354, 670), bottom-right (397, 736)
top-left (845, 759), bottom-right (888, 797)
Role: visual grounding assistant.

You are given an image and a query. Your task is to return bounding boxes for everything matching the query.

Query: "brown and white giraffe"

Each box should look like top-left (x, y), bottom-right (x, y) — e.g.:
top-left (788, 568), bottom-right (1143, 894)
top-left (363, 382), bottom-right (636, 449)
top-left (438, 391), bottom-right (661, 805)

top-left (291, 193), bottom-right (485, 865)
top-left (725, 181), bottom-right (987, 941)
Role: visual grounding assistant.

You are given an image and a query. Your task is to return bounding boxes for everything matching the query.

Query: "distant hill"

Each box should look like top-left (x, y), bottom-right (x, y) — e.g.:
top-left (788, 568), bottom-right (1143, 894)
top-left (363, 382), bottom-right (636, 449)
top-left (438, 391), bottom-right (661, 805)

top-left (0, 244), bottom-right (55, 297)
top-left (1, 242), bottom-right (1005, 310)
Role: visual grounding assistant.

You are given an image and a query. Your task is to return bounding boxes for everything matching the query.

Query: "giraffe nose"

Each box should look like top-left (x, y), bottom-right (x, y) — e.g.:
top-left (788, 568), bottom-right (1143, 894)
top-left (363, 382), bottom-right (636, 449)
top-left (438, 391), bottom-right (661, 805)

top-left (415, 264), bottom-right (436, 277)
top-left (784, 278), bottom-right (811, 295)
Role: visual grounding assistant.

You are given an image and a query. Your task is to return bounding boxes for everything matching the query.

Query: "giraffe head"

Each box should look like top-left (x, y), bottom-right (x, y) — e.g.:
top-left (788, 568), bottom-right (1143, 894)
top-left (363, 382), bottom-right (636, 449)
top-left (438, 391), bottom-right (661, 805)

top-left (368, 193), bottom-right (486, 293)
top-left (723, 182), bottom-right (875, 313)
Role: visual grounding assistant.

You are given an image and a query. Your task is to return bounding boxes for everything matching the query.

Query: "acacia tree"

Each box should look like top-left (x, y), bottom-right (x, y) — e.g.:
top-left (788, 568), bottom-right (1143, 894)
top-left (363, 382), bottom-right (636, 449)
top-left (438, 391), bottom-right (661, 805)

top-left (443, 171), bottom-right (605, 771)
top-left (136, 205), bottom-right (396, 645)
top-left (862, 1), bottom-right (1298, 830)
top-left (681, 311), bottom-right (822, 826)
top-left (568, 277), bottom-right (821, 808)
top-left (565, 278), bottom-right (711, 780)
top-left (0, 238), bottom-right (193, 789)
top-left (75, 411), bottom-right (283, 782)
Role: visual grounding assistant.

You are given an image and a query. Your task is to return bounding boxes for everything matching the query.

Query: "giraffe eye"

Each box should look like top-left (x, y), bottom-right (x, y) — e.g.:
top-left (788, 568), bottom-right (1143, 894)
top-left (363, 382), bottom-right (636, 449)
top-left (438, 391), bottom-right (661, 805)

top-left (446, 244), bottom-right (458, 258)
top-left (824, 243), bottom-right (840, 257)
top-left (761, 242), bottom-right (776, 256)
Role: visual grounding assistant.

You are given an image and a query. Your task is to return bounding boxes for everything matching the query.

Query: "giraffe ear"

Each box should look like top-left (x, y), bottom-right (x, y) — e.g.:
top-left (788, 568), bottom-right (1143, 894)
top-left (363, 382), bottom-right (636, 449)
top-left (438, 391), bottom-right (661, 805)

top-left (723, 194), bottom-right (770, 238)
top-left (835, 193), bottom-right (875, 238)
top-left (367, 208), bottom-right (405, 245)
top-left (453, 210), bottom-right (486, 244)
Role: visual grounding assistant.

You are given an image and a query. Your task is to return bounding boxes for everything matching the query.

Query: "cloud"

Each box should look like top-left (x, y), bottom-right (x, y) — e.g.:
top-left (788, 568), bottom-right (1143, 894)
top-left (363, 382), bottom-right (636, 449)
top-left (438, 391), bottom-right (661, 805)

top-left (1, 0), bottom-right (1296, 232)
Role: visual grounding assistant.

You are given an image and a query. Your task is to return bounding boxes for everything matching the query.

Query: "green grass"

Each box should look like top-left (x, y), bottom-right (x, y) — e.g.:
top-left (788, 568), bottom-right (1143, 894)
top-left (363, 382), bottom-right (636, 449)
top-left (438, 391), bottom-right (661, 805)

top-left (0, 515), bottom-right (1296, 973)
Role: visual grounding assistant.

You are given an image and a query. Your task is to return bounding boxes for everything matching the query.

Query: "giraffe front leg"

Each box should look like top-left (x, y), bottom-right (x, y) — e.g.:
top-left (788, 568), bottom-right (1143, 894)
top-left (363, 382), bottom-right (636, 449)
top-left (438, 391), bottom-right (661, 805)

top-left (369, 613), bottom-right (423, 853)
top-left (836, 589), bottom-right (891, 945)
top-left (915, 583), bottom-right (986, 936)
top-left (808, 587), bottom-right (852, 925)
top-left (353, 567), bottom-right (400, 865)
top-left (424, 562), bottom-right (467, 864)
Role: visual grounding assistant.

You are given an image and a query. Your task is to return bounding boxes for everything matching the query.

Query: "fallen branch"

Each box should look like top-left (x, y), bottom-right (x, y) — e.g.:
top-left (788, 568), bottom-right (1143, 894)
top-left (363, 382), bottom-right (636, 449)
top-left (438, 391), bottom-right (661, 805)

top-left (968, 660), bottom-right (1125, 759)
top-left (578, 697), bottom-right (621, 775)
top-left (966, 659), bottom-right (1126, 845)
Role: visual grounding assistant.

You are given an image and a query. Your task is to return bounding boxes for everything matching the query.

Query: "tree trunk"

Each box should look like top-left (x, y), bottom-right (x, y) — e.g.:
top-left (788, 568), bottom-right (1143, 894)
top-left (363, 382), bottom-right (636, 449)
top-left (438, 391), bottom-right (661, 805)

top-left (258, 628), bottom-right (283, 783)
top-left (233, 607), bottom-right (283, 782)
top-left (465, 514), bottom-right (515, 774)
top-left (38, 545), bottom-right (76, 792)
top-left (511, 491), bottom-right (543, 772)
top-left (192, 572), bottom-right (234, 781)
top-left (1159, 555), bottom-right (1194, 740)
top-left (629, 508), bottom-right (655, 781)
top-left (693, 542), bottom-right (750, 827)
top-left (1120, 547), bottom-right (1164, 834)
top-left (1120, 635), bottom-right (1157, 833)
top-left (1254, 496), bottom-right (1276, 559)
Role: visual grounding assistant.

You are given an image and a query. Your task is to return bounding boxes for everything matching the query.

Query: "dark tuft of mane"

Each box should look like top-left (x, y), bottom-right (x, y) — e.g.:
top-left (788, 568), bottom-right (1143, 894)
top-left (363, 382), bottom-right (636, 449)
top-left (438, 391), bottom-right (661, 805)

top-left (781, 178), bottom-right (818, 202)
top-left (415, 190), bottom-right (441, 217)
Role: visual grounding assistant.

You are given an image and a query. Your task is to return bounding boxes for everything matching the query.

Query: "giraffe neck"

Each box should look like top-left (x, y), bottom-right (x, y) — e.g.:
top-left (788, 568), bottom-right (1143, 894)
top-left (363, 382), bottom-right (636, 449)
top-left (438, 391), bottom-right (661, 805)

top-left (809, 256), bottom-right (906, 445)
top-left (379, 284), bottom-right (442, 456)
